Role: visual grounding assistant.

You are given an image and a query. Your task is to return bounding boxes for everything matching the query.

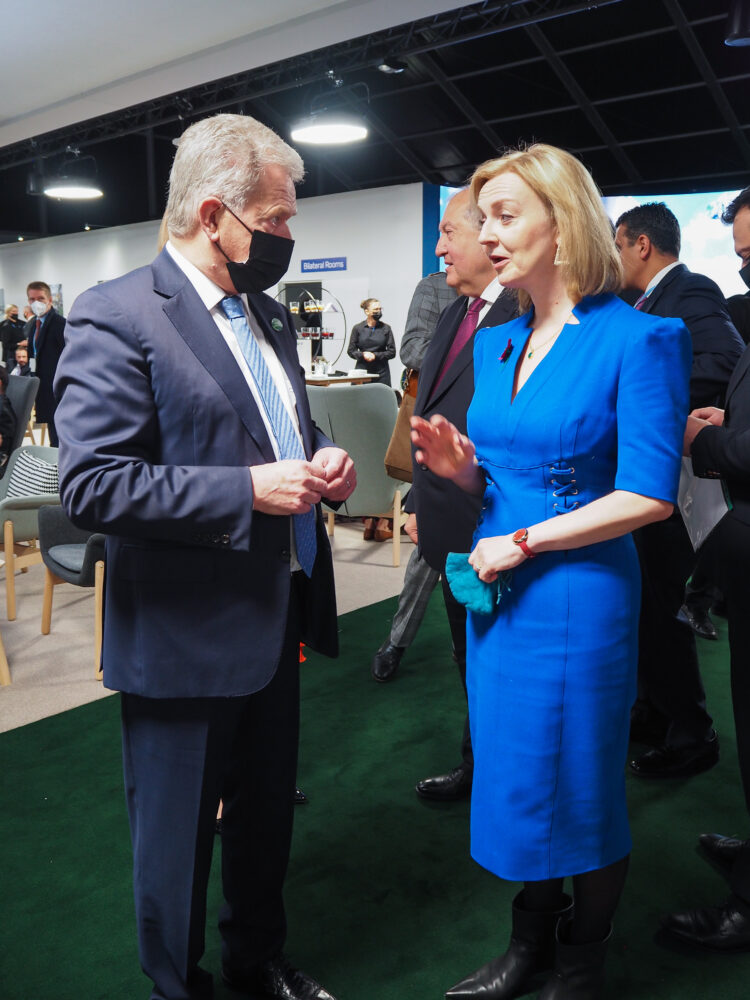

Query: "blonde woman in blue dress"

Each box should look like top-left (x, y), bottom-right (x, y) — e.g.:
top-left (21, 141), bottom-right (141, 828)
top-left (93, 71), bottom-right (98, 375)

top-left (411, 144), bottom-right (691, 1000)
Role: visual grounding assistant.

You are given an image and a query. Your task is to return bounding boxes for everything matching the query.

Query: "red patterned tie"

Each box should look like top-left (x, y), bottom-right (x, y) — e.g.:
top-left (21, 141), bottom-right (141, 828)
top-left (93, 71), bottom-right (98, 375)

top-left (431, 297), bottom-right (485, 396)
top-left (34, 317), bottom-right (41, 352)
top-left (634, 293), bottom-right (648, 310)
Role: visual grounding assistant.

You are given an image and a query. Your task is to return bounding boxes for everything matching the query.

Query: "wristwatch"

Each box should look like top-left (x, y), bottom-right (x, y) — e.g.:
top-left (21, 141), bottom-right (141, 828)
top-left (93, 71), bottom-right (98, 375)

top-left (512, 527), bottom-right (536, 559)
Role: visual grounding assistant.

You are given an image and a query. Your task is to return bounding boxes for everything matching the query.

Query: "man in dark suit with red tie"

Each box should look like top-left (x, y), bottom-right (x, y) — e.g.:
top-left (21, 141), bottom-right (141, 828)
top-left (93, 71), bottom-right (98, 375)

top-left (23, 280), bottom-right (66, 446)
top-left (406, 188), bottom-right (517, 801)
top-left (54, 113), bottom-right (355, 1000)
top-left (614, 202), bottom-right (743, 779)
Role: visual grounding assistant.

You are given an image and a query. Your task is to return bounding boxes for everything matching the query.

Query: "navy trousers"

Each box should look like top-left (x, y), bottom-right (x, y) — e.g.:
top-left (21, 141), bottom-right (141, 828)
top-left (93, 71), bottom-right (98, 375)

top-left (121, 584), bottom-right (301, 1000)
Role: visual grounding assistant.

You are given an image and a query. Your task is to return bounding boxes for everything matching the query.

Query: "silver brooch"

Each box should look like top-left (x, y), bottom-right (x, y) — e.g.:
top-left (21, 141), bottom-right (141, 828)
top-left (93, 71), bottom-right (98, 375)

top-left (271, 318), bottom-right (283, 332)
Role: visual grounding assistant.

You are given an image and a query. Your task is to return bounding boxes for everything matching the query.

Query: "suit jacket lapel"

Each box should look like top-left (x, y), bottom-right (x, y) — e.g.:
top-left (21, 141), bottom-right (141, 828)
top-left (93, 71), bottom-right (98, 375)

top-left (641, 263), bottom-right (686, 315)
top-left (725, 342), bottom-right (750, 415)
top-left (415, 297), bottom-right (467, 416)
top-left (153, 252), bottom-right (277, 461)
top-left (34, 308), bottom-right (54, 357)
top-left (422, 292), bottom-right (515, 412)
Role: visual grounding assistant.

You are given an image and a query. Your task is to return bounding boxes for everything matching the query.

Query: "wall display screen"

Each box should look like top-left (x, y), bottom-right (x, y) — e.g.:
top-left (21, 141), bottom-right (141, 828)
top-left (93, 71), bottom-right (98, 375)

top-left (437, 185), bottom-right (745, 299)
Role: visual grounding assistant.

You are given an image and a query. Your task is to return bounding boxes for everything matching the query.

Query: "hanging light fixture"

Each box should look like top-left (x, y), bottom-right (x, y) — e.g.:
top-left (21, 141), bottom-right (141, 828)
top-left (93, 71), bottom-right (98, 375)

top-left (291, 111), bottom-right (367, 145)
top-left (44, 148), bottom-right (103, 200)
top-left (290, 77), bottom-right (369, 146)
top-left (726, 0), bottom-right (750, 45)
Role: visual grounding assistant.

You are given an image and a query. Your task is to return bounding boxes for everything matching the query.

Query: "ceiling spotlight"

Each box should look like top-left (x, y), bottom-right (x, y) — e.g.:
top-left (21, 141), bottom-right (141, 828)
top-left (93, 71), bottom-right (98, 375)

top-left (17, 235), bottom-right (24, 242)
top-left (44, 148), bottom-right (103, 200)
top-left (725, 0), bottom-right (750, 44)
top-left (290, 113), bottom-right (368, 145)
top-left (376, 58), bottom-right (407, 74)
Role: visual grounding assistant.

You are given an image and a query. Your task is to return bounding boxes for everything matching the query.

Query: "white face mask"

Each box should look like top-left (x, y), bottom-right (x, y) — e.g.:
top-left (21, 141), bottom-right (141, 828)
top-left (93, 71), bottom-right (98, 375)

top-left (30, 300), bottom-right (48, 318)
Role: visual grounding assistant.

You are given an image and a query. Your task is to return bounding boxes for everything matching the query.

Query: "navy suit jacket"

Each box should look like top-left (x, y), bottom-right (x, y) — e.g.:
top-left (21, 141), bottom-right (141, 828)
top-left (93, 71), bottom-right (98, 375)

top-left (641, 263), bottom-right (743, 409)
top-left (407, 289), bottom-right (518, 571)
top-left (691, 341), bottom-right (750, 527)
top-left (24, 307), bottom-right (66, 422)
top-left (54, 248), bottom-right (338, 698)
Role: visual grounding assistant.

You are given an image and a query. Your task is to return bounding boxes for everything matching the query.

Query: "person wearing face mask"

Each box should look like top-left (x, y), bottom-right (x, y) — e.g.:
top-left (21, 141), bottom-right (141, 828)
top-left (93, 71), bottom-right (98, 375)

top-left (24, 281), bottom-right (66, 446)
top-left (659, 183), bottom-right (750, 954)
top-left (0, 304), bottom-right (25, 363)
top-left (725, 185), bottom-right (750, 345)
top-left (347, 297), bottom-right (396, 386)
top-left (54, 113), bottom-right (355, 1000)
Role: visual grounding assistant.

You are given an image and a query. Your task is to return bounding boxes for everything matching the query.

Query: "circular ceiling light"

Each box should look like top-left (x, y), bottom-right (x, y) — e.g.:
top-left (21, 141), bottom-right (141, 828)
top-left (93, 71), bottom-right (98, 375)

top-left (44, 176), bottom-right (104, 199)
top-left (290, 114), bottom-right (367, 145)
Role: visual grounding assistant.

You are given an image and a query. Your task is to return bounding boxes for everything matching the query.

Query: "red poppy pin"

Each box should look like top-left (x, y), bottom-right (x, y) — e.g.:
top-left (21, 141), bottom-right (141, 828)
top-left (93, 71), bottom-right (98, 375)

top-left (499, 339), bottom-right (513, 363)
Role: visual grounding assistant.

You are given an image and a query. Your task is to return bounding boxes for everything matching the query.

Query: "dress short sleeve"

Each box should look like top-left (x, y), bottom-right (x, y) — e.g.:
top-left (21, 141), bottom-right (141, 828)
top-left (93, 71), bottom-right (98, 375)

top-left (614, 314), bottom-right (691, 503)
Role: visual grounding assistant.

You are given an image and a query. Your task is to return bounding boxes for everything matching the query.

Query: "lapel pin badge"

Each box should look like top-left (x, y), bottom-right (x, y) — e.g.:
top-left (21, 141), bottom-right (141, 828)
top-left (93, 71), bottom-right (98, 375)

top-left (271, 318), bottom-right (283, 332)
top-left (499, 339), bottom-right (513, 363)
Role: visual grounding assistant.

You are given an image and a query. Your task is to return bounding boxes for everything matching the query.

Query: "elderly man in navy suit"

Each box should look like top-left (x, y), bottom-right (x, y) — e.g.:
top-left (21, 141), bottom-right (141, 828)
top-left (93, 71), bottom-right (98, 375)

top-left (23, 280), bottom-right (66, 445)
top-left (614, 202), bottom-right (743, 780)
top-left (54, 113), bottom-right (355, 1000)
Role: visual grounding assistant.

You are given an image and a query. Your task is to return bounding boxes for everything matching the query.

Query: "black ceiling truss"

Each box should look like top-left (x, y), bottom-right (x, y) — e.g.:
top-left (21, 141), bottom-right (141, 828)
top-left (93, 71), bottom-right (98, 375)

top-left (0, 0), bottom-right (623, 172)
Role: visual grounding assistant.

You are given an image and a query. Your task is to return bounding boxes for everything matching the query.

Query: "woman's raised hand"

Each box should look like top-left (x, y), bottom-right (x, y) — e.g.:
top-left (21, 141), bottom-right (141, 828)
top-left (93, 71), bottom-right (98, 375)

top-left (410, 414), bottom-right (476, 482)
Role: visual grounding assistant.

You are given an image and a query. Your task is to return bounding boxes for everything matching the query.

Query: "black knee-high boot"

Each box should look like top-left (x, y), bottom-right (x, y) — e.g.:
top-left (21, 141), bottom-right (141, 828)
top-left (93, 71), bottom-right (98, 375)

top-left (446, 891), bottom-right (573, 999)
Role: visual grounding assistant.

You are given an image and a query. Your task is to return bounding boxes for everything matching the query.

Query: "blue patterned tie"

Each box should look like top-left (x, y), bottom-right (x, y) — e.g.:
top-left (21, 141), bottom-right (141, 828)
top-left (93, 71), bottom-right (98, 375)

top-left (221, 295), bottom-right (317, 576)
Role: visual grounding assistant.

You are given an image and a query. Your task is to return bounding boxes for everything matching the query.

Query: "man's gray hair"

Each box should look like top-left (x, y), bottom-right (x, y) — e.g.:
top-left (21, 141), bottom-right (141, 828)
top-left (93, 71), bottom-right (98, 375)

top-left (166, 113), bottom-right (305, 238)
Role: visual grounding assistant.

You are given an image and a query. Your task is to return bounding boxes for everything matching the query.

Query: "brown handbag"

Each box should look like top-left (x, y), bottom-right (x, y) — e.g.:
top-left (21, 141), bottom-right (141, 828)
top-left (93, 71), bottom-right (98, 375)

top-left (384, 374), bottom-right (417, 482)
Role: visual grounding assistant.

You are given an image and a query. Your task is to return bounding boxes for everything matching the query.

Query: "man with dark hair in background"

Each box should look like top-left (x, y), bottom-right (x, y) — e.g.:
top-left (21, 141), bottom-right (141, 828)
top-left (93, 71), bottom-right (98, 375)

top-left (23, 281), bottom-right (65, 446)
top-left (615, 201), bottom-right (744, 778)
top-left (723, 185), bottom-right (750, 344)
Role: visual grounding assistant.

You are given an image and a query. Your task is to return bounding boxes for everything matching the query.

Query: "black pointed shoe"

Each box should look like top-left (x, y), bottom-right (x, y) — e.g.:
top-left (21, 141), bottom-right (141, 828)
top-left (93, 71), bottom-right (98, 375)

top-left (223, 952), bottom-right (337, 999)
top-left (371, 641), bottom-right (404, 682)
top-left (660, 899), bottom-right (750, 951)
top-left (629, 730), bottom-right (719, 779)
top-left (416, 766), bottom-right (472, 801)
top-left (697, 833), bottom-right (745, 880)
top-left (446, 892), bottom-right (573, 999)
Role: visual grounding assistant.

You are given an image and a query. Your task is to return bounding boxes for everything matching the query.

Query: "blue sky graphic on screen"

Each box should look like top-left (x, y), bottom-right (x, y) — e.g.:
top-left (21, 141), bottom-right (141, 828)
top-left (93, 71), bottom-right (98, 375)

top-left (439, 186), bottom-right (745, 299)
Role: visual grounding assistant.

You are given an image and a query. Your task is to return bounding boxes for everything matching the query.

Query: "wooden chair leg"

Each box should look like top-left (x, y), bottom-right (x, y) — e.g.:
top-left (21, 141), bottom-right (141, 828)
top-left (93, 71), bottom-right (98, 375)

top-left (327, 510), bottom-right (335, 536)
top-left (94, 560), bottom-right (105, 681)
top-left (392, 489), bottom-right (401, 568)
top-left (0, 627), bottom-right (10, 685)
top-left (4, 520), bottom-right (16, 621)
top-left (24, 420), bottom-right (35, 444)
top-left (41, 567), bottom-right (56, 634)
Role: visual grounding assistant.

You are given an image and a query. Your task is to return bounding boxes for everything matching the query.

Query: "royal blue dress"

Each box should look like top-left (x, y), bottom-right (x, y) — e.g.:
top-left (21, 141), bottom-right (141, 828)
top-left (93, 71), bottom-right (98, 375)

top-left (466, 292), bottom-right (691, 881)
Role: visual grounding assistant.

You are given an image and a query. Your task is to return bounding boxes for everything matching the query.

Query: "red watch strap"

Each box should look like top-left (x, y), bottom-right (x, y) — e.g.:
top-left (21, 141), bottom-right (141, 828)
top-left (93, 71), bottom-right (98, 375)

top-left (518, 538), bottom-right (535, 558)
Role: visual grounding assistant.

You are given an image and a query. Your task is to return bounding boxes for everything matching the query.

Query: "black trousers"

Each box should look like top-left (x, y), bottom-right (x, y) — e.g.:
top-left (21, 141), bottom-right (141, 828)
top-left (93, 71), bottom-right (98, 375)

top-left (121, 585), bottom-right (301, 1000)
top-left (695, 515), bottom-right (750, 903)
top-left (441, 574), bottom-right (473, 771)
top-left (634, 514), bottom-right (713, 747)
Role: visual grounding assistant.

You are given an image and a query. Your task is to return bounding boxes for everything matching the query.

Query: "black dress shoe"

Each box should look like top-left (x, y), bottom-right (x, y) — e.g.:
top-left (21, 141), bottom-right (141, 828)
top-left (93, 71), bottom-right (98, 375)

top-left (629, 731), bottom-right (719, 779)
top-left (661, 899), bottom-right (750, 951)
top-left (223, 953), bottom-right (337, 999)
top-left (416, 766), bottom-right (472, 801)
top-left (698, 833), bottom-right (745, 879)
top-left (294, 787), bottom-right (308, 804)
top-left (371, 642), bottom-right (404, 682)
top-left (679, 603), bottom-right (718, 641)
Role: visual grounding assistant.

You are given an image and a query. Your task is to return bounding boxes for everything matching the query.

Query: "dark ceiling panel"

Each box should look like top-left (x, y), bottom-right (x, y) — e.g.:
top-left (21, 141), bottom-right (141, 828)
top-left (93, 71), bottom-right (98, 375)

top-left (1, 0), bottom-right (744, 240)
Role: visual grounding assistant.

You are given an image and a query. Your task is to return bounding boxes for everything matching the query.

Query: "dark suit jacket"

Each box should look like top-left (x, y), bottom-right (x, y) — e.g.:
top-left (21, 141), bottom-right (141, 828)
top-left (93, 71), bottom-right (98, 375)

top-left (54, 248), bottom-right (339, 698)
top-left (406, 290), bottom-right (518, 571)
top-left (24, 308), bottom-right (66, 422)
top-left (691, 341), bottom-right (750, 526)
top-left (728, 292), bottom-right (750, 346)
top-left (641, 263), bottom-right (743, 409)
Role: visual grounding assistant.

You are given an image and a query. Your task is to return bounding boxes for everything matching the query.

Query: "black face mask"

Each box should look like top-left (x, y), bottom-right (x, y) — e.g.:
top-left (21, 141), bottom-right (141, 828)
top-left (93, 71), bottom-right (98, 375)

top-left (217, 203), bottom-right (294, 294)
top-left (371, 310), bottom-right (382, 320)
top-left (740, 260), bottom-right (750, 291)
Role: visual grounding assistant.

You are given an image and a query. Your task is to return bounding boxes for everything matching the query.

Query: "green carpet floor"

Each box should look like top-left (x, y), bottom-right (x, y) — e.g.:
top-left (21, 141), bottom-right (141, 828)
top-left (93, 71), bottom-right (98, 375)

top-left (1, 593), bottom-right (748, 999)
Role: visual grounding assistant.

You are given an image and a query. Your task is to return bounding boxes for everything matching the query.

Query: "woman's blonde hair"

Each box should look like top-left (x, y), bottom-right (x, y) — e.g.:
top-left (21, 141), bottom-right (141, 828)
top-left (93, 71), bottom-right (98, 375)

top-left (470, 143), bottom-right (622, 312)
top-left (360, 298), bottom-right (379, 312)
